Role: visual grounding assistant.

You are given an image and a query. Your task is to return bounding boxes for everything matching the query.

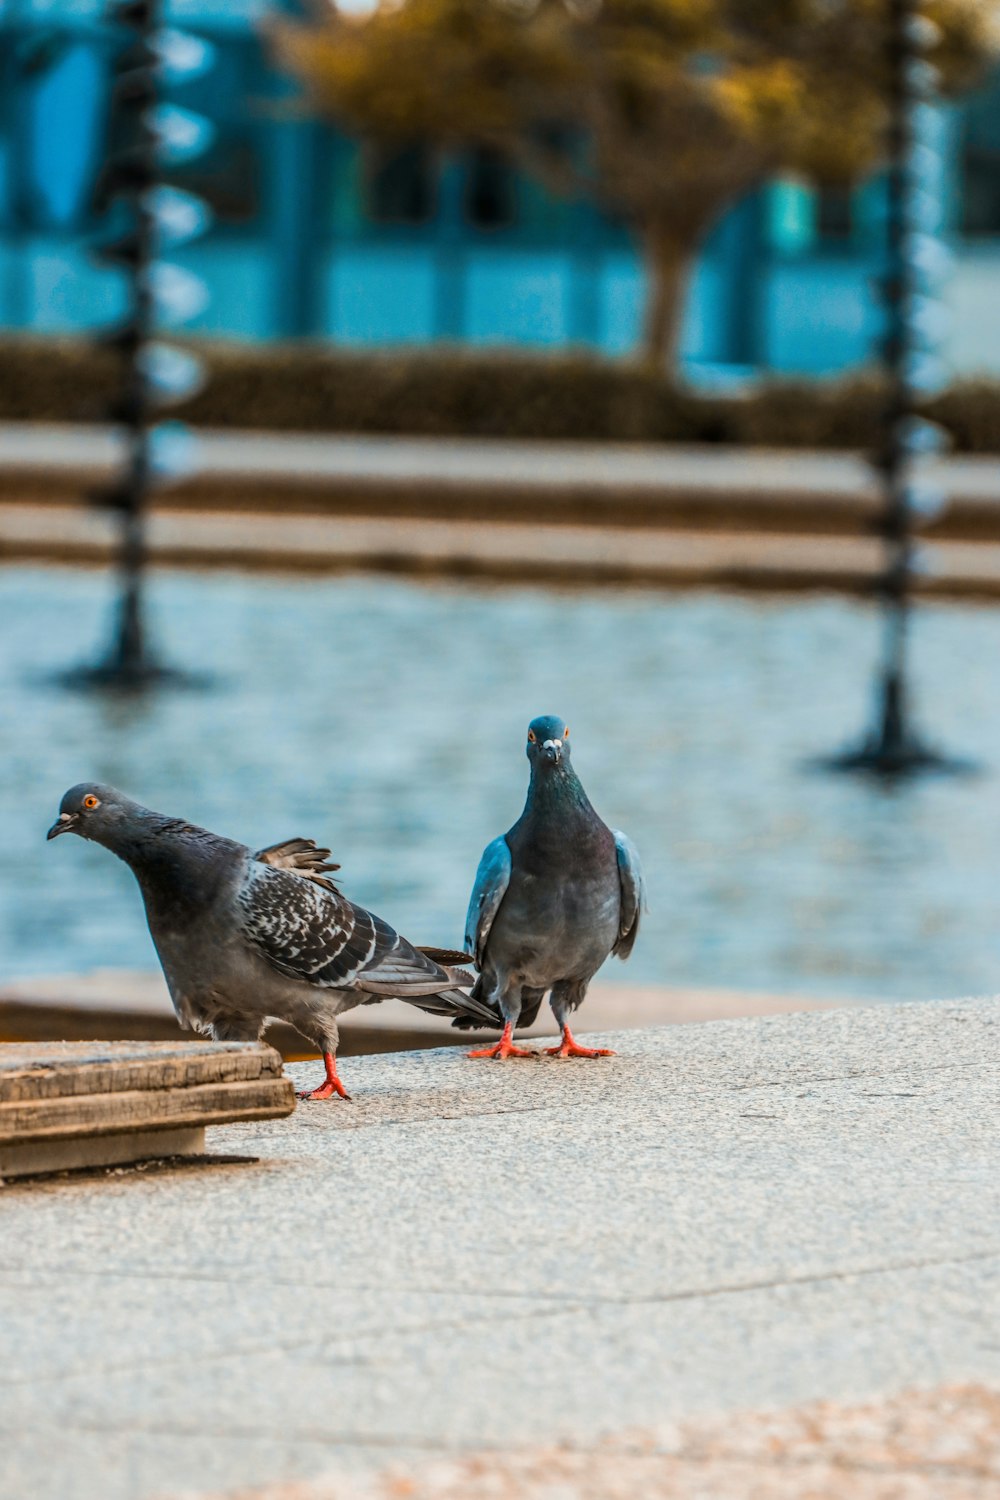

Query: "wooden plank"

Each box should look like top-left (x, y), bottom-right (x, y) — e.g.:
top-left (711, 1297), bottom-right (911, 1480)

top-left (0, 1039), bottom-right (288, 1101)
top-left (0, 1041), bottom-right (295, 1148)
top-left (0, 1127), bottom-right (207, 1180)
top-left (0, 1079), bottom-right (296, 1145)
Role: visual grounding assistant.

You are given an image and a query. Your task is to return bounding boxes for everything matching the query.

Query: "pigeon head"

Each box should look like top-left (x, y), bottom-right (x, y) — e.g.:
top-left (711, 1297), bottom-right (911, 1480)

top-left (526, 714), bottom-right (571, 769)
top-left (47, 783), bottom-right (136, 847)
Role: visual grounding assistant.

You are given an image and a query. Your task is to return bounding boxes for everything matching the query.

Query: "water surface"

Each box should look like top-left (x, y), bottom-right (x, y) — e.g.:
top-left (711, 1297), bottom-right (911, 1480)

top-left (2, 564), bottom-right (999, 1003)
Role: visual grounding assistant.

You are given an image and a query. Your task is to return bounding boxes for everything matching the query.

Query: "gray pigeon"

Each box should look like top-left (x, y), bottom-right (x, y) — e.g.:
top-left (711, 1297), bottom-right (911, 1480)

top-left (47, 784), bottom-right (496, 1099)
top-left (461, 714), bottom-right (644, 1059)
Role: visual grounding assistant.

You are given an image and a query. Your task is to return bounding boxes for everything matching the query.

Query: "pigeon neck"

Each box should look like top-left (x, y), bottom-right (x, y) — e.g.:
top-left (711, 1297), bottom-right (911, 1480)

top-left (526, 761), bottom-right (594, 822)
top-left (99, 813), bottom-right (191, 868)
top-left (103, 814), bottom-right (232, 900)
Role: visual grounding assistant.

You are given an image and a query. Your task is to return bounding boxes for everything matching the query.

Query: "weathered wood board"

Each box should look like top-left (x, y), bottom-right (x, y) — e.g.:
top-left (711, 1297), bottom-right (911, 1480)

top-left (0, 1040), bottom-right (295, 1178)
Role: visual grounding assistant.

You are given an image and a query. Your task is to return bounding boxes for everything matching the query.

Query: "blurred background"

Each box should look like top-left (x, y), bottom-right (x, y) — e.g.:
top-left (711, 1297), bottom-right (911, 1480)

top-left (0, 0), bottom-right (995, 367)
top-left (2, 0), bottom-right (1000, 1045)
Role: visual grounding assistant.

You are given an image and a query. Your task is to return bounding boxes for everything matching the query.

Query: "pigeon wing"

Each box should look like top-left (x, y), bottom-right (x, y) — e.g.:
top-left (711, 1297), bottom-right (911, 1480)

top-left (464, 835), bottom-right (511, 966)
top-left (612, 830), bottom-right (645, 960)
top-left (236, 862), bottom-right (375, 987)
top-left (237, 864), bottom-right (498, 1024)
top-left (359, 913), bottom-right (468, 997)
top-left (355, 916), bottom-right (499, 1021)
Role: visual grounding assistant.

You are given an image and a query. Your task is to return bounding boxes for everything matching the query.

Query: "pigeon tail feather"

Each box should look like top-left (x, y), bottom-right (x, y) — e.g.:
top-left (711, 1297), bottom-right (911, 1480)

top-left (447, 973), bottom-right (503, 1031)
top-left (411, 983), bottom-right (502, 1028)
top-left (418, 945), bottom-right (476, 967)
top-left (449, 1010), bottom-right (498, 1031)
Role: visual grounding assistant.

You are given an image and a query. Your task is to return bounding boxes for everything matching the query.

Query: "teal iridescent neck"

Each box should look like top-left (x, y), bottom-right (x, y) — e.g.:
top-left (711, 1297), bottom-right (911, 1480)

top-left (526, 760), bottom-right (595, 820)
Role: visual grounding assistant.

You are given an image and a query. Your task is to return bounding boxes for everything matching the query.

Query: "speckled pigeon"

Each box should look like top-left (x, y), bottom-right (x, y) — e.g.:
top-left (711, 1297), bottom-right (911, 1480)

top-left (460, 714), bottom-right (644, 1060)
top-left (47, 784), bottom-right (496, 1100)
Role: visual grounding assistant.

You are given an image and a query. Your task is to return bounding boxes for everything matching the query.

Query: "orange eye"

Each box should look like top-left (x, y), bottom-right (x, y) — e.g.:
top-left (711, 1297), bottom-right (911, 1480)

top-left (563, 727), bottom-right (570, 738)
top-left (83, 795), bottom-right (99, 810)
top-left (527, 730), bottom-right (536, 743)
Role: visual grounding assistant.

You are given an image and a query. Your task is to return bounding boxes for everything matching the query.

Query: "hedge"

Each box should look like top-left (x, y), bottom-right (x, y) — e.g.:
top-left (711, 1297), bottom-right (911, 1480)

top-left (0, 337), bottom-right (997, 451)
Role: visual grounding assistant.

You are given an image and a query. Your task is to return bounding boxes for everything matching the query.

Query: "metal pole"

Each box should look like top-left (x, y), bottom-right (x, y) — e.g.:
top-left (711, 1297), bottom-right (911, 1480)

top-left (870, 0), bottom-right (920, 771)
top-left (103, 0), bottom-right (158, 687)
top-left (822, 0), bottom-right (971, 777)
top-left (82, 0), bottom-right (163, 688)
top-left (72, 0), bottom-right (215, 689)
top-left (108, 130), bottom-right (156, 683)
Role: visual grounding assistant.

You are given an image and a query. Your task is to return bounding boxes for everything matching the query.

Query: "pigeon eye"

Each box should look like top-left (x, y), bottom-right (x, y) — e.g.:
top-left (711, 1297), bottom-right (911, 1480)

top-left (83, 795), bottom-right (100, 810)
top-left (527, 730), bottom-right (536, 743)
top-left (563, 727), bottom-right (570, 738)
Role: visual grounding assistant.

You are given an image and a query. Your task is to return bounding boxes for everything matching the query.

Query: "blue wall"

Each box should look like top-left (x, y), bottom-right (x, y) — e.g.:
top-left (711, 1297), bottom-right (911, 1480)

top-left (0, 2), bottom-right (991, 375)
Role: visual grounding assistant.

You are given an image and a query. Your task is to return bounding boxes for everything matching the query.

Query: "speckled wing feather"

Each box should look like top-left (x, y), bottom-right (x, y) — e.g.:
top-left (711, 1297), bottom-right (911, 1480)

top-left (236, 863), bottom-right (498, 1023)
top-left (237, 861), bottom-right (371, 986)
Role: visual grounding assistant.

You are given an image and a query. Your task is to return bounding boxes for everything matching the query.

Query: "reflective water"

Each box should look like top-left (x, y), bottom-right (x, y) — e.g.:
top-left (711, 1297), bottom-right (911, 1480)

top-left (2, 564), bottom-right (999, 1002)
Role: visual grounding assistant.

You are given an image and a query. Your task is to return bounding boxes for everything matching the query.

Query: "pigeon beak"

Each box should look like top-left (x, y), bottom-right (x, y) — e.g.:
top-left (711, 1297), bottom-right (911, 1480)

top-left (46, 812), bottom-right (78, 841)
top-left (542, 739), bottom-right (563, 765)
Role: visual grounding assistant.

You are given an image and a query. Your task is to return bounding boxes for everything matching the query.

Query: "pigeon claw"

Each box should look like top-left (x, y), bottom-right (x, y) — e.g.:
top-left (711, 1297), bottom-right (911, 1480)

top-left (467, 1021), bottom-right (538, 1061)
top-left (296, 1053), bottom-right (352, 1101)
top-left (297, 1080), bottom-right (352, 1101)
top-left (545, 1027), bottom-right (616, 1060)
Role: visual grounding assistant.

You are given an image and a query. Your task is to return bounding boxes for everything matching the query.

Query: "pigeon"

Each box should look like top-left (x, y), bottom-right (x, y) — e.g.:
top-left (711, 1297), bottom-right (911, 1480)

top-left (47, 784), bottom-right (497, 1100)
top-left (460, 714), bottom-right (644, 1060)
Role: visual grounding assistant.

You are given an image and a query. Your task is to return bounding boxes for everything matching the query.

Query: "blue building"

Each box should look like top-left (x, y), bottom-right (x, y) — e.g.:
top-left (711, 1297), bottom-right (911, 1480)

top-left (1, 0), bottom-right (999, 377)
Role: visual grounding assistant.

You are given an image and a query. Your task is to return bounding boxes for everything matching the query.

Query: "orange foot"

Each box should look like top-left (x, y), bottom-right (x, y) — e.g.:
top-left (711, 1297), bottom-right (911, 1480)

top-left (468, 1020), bottom-right (538, 1060)
top-left (545, 1027), bottom-right (616, 1060)
top-left (297, 1051), bottom-right (352, 1101)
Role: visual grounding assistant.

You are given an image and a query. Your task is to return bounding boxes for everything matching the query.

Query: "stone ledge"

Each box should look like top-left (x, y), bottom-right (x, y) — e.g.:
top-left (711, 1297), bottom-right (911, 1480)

top-left (0, 970), bottom-right (837, 1056)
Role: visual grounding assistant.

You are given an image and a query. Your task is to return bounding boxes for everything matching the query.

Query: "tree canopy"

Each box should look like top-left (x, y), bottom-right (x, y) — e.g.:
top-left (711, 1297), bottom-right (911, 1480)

top-left (277, 0), bottom-right (994, 365)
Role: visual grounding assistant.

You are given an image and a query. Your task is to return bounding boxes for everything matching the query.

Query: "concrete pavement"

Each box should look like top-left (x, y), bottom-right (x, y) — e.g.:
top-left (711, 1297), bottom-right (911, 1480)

top-left (215, 1385), bottom-right (1000, 1498)
top-left (2, 997), bottom-right (999, 1500)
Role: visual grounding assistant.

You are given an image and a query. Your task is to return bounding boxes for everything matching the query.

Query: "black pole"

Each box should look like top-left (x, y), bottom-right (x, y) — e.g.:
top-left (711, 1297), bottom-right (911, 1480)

top-left (97, 0), bottom-right (160, 686)
top-left (68, 0), bottom-right (162, 689)
top-left (108, 160), bottom-right (156, 684)
top-left (869, 0), bottom-right (924, 771)
top-left (823, 0), bottom-right (971, 777)
top-left (875, 0), bottom-right (915, 766)
top-left (70, 0), bottom-right (214, 690)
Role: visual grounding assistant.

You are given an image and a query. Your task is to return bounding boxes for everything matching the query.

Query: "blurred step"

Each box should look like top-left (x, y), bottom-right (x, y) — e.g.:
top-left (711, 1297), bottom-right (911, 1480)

top-left (2, 422), bottom-right (1000, 538)
top-left (4, 500), bottom-right (1000, 599)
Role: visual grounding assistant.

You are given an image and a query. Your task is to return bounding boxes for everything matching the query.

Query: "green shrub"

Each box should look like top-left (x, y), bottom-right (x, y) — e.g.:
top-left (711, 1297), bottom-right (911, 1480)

top-left (926, 381), bottom-right (1000, 454)
top-left (183, 345), bottom-right (716, 443)
top-left (0, 339), bottom-right (119, 422)
top-left (0, 336), bottom-right (995, 451)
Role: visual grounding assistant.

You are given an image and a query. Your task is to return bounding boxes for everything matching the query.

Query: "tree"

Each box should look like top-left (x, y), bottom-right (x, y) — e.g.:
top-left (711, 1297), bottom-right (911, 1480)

top-left (276, 0), bottom-right (992, 368)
